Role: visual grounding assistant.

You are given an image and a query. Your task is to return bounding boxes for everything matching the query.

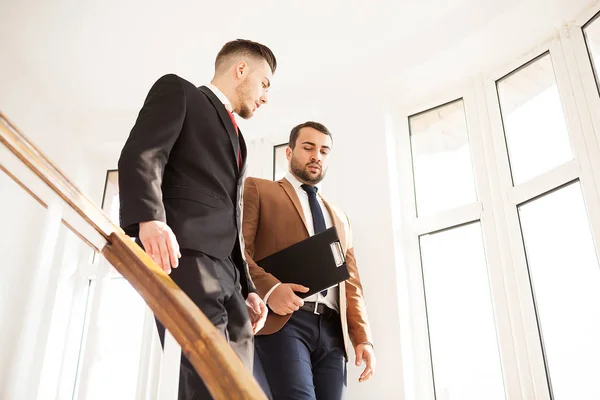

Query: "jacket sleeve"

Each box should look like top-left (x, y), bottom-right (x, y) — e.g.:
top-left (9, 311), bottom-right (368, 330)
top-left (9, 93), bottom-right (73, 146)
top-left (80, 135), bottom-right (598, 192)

top-left (242, 177), bottom-right (281, 298)
top-left (117, 74), bottom-right (186, 236)
top-left (343, 214), bottom-right (374, 347)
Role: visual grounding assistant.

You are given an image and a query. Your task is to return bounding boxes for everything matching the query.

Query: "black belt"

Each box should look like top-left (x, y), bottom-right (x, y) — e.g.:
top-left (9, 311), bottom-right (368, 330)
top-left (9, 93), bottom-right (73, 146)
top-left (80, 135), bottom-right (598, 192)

top-left (299, 301), bottom-right (335, 316)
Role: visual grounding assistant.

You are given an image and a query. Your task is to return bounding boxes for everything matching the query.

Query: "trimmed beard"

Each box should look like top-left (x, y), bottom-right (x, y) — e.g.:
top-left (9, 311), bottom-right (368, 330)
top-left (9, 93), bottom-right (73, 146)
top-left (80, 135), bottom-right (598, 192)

top-left (235, 80), bottom-right (252, 119)
top-left (290, 154), bottom-right (325, 184)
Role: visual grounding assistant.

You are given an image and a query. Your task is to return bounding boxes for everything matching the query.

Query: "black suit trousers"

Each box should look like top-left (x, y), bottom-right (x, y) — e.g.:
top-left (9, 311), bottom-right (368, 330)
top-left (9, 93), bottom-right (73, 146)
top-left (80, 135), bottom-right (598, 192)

top-left (156, 251), bottom-right (254, 400)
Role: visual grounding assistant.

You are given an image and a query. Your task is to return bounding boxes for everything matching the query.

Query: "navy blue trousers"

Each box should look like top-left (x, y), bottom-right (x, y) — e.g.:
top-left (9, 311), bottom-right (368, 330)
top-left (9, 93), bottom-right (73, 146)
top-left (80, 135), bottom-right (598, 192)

top-left (254, 308), bottom-right (347, 400)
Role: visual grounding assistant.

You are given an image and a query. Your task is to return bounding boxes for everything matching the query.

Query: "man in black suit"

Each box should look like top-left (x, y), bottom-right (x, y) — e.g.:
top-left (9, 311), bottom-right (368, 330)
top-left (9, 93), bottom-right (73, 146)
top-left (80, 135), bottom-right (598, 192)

top-left (118, 39), bottom-right (277, 400)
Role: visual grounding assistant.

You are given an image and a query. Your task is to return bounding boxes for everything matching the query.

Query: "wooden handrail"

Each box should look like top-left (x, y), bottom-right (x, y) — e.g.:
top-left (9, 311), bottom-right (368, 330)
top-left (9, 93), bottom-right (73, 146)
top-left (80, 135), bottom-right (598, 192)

top-left (0, 112), bottom-right (115, 239)
top-left (0, 111), bottom-right (267, 399)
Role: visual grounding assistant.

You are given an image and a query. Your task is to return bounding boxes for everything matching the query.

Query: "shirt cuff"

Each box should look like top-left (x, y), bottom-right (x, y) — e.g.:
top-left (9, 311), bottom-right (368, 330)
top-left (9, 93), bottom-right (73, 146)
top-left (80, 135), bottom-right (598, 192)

top-left (263, 282), bottom-right (282, 304)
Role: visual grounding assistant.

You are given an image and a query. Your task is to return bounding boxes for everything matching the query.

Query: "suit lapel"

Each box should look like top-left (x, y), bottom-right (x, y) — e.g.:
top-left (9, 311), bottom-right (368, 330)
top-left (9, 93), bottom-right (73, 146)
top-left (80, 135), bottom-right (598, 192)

top-left (198, 86), bottom-right (240, 173)
top-left (278, 178), bottom-right (348, 248)
top-left (320, 195), bottom-right (348, 253)
top-left (321, 194), bottom-right (349, 344)
top-left (238, 129), bottom-right (247, 177)
top-left (279, 178), bottom-right (309, 235)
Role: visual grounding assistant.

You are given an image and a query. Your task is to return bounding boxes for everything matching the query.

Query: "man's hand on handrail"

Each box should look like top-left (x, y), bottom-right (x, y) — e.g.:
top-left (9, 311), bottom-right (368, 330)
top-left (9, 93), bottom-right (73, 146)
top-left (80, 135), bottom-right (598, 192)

top-left (139, 220), bottom-right (181, 274)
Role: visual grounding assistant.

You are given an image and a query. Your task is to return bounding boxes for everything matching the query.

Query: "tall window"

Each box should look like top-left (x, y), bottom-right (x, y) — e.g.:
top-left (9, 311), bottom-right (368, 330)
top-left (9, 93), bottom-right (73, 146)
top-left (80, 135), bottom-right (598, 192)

top-left (410, 99), bottom-right (477, 216)
top-left (583, 12), bottom-right (600, 95)
top-left (400, 32), bottom-right (600, 398)
top-left (496, 51), bottom-right (600, 399)
top-left (496, 53), bottom-right (573, 185)
top-left (72, 170), bottom-right (155, 400)
top-left (408, 100), bottom-right (506, 400)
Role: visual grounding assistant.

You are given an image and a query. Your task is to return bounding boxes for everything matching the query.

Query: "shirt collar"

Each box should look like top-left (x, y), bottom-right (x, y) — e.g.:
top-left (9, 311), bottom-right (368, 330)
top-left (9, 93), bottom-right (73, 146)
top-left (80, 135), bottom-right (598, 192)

top-left (285, 171), bottom-right (322, 191)
top-left (205, 83), bottom-right (233, 112)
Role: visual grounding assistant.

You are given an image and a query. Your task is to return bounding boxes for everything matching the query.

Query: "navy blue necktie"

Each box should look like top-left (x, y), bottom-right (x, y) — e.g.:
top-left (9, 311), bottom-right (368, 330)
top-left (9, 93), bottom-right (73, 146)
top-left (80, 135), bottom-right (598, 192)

top-left (301, 184), bottom-right (328, 296)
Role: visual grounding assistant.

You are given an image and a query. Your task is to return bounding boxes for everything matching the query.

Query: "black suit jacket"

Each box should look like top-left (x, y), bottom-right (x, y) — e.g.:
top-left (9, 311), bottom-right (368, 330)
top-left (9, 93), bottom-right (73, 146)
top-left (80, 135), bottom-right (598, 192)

top-left (118, 74), bottom-right (255, 295)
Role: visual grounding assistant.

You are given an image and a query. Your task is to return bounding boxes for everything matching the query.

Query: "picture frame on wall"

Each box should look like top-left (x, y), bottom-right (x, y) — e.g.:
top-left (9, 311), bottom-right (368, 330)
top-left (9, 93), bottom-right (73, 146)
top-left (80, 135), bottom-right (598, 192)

top-left (272, 143), bottom-right (288, 181)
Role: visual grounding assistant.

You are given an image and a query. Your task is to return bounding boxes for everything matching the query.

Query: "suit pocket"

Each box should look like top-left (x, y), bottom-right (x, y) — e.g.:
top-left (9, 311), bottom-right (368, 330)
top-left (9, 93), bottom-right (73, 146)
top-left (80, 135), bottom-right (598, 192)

top-left (163, 185), bottom-right (219, 208)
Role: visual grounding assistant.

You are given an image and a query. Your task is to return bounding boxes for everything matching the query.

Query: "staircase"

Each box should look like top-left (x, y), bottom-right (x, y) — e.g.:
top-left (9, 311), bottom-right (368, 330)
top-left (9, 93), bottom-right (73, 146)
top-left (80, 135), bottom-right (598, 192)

top-left (0, 111), bottom-right (267, 400)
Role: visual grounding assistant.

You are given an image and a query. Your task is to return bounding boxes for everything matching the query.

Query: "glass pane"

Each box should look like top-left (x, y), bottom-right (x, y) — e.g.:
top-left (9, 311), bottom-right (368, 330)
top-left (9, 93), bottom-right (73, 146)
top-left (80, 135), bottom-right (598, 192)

top-left (98, 170), bottom-right (122, 278)
top-left (420, 223), bottom-right (505, 400)
top-left (497, 54), bottom-right (573, 185)
top-left (519, 182), bottom-right (600, 399)
top-left (101, 170), bottom-right (119, 224)
top-left (409, 99), bottom-right (477, 216)
top-left (76, 278), bottom-right (147, 400)
top-left (583, 14), bottom-right (600, 95)
top-left (273, 144), bottom-right (287, 181)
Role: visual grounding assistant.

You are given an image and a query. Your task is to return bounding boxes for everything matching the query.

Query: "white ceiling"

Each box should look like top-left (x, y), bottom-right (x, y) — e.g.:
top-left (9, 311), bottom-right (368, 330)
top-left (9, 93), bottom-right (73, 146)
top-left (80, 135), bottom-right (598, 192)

top-left (0, 0), bottom-right (596, 146)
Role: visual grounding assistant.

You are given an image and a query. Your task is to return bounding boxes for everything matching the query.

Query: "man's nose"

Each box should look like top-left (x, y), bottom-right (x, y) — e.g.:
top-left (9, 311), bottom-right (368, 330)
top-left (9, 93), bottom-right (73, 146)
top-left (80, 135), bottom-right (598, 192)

top-left (260, 92), bottom-right (268, 105)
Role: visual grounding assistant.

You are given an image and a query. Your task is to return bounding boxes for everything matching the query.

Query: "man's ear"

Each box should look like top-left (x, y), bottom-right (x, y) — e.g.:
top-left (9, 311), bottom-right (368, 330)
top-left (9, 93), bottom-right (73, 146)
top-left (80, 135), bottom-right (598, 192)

top-left (235, 61), bottom-right (248, 79)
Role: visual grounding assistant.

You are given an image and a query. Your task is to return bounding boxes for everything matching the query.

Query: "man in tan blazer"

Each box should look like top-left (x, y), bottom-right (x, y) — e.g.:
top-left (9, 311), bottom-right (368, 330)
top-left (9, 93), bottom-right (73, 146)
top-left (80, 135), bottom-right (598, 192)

top-left (242, 121), bottom-right (375, 399)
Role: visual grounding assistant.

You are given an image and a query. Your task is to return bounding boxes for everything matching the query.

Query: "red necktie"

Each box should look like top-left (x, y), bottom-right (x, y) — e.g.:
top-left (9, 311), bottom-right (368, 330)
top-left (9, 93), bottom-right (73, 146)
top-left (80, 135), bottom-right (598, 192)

top-left (226, 110), bottom-right (242, 170)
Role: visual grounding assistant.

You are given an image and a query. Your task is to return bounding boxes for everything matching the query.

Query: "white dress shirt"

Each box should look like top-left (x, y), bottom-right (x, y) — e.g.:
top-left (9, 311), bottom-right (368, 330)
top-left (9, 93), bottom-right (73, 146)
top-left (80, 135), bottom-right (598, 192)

top-left (263, 172), bottom-right (339, 312)
top-left (206, 83), bottom-right (232, 112)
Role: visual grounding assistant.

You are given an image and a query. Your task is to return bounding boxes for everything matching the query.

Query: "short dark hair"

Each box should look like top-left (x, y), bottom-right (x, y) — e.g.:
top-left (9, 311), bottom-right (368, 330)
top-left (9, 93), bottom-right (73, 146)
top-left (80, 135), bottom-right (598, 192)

top-left (288, 121), bottom-right (333, 149)
top-left (215, 39), bottom-right (277, 74)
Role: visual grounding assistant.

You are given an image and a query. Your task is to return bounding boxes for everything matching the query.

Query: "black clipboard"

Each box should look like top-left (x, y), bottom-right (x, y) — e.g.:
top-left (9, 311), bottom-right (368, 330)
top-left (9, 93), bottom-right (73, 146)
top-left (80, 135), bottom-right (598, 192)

top-left (256, 227), bottom-right (350, 298)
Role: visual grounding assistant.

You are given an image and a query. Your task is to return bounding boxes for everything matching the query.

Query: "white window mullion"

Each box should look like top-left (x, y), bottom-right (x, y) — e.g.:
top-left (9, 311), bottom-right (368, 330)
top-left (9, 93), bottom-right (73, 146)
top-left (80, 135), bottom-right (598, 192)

top-left (157, 330), bottom-right (182, 400)
top-left (135, 307), bottom-right (160, 400)
top-left (558, 24), bottom-right (600, 264)
top-left (561, 24), bottom-right (600, 191)
top-left (502, 187), bottom-right (554, 400)
top-left (73, 259), bottom-right (111, 399)
top-left (482, 75), bottom-right (552, 400)
top-left (552, 33), bottom-right (600, 193)
top-left (507, 160), bottom-right (581, 205)
top-left (389, 112), bottom-right (436, 400)
top-left (56, 269), bottom-right (93, 400)
top-left (555, 32), bottom-right (600, 273)
top-left (412, 202), bottom-right (482, 235)
top-left (466, 82), bottom-right (529, 400)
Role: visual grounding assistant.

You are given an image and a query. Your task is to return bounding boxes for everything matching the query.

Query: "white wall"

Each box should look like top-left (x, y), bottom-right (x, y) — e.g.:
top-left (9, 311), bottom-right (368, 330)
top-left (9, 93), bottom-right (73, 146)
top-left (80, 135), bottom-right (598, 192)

top-left (0, 174), bottom-right (46, 393)
top-left (321, 100), bottom-right (405, 399)
top-left (0, 60), bottom-right (57, 394)
top-left (0, 57), bottom-right (89, 397)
